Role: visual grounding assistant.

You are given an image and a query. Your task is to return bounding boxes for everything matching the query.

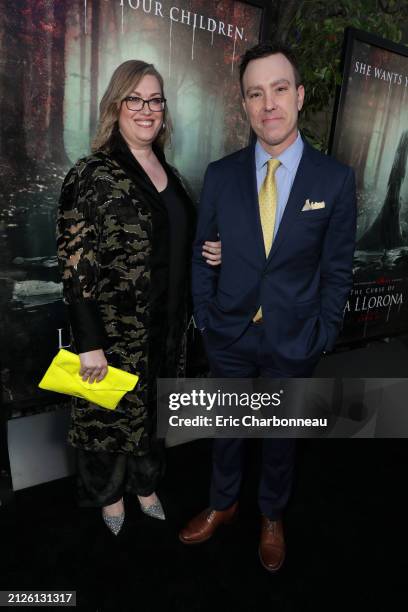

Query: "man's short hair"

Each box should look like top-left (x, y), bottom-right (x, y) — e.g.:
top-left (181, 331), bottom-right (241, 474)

top-left (239, 42), bottom-right (302, 97)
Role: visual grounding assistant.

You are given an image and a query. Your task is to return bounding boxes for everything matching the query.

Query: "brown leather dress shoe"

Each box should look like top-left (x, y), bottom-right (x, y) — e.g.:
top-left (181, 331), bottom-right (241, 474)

top-left (259, 516), bottom-right (285, 572)
top-left (179, 502), bottom-right (238, 545)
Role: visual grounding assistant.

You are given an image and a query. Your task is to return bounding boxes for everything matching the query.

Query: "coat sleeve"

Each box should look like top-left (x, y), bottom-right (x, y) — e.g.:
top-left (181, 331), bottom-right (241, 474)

top-left (56, 163), bottom-right (108, 353)
top-left (191, 163), bottom-right (220, 330)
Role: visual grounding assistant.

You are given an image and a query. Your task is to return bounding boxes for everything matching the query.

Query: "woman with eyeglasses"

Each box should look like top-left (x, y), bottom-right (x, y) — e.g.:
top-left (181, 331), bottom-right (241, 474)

top-left (57, 60), bottom-right (221, 535)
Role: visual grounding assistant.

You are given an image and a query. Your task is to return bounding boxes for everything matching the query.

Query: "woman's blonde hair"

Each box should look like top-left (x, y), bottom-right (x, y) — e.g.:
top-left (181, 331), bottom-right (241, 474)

top-left (92, 60), bottom-right (171, 152)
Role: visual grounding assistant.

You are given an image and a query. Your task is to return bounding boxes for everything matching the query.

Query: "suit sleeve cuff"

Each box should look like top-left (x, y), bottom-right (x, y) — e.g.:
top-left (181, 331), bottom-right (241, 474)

top-left (68, 300), bottom-right (108, 353)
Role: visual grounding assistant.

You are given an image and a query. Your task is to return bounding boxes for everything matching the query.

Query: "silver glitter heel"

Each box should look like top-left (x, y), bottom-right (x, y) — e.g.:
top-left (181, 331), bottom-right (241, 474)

top-left (138, 496), bottom-right (166, 521)
top-left (102, 505), bottom-right (125, 536)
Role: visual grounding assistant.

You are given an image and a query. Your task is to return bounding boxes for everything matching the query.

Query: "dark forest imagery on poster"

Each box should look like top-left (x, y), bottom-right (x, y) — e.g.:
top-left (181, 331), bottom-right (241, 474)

top-left (0, 0), bottom-right (262, 415)
top-left (331, 30), bottom-right (408, 344)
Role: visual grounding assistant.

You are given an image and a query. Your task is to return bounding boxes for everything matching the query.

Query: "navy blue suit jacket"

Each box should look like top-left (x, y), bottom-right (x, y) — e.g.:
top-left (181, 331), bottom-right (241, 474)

top-left (192, 139), bottom-right (357, 374)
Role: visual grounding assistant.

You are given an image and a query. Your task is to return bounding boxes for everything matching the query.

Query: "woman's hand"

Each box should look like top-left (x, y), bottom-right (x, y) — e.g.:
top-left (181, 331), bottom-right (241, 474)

top-left (202, 240), bottom-right (222, 266)
top-left (79, 349), bottom-right (108, 383)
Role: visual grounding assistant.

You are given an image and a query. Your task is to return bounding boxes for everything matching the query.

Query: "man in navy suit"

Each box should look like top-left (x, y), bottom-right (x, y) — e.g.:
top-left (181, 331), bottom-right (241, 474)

top-left (179, 43), bottom-right (356, 571)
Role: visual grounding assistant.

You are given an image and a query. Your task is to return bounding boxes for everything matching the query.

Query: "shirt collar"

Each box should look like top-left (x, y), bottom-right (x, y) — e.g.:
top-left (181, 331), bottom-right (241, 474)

top-left (255, 131), bottom-right (304, 173)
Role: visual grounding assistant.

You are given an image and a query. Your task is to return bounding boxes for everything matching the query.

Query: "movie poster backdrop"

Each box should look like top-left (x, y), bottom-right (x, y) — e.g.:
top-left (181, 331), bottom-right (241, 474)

top-left (0, 0), bottom-right (263, 416)
top-left (330, 29), bottom-right (408, 345)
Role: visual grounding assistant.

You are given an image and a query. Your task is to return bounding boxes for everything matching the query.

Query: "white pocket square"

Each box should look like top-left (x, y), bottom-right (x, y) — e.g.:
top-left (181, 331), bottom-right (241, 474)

top-left (302, 199), bottom-right (326, 211)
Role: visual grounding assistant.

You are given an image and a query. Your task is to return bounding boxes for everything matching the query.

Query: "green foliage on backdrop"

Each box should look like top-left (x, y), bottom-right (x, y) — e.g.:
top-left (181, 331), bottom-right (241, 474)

top-left (274, 0), bottom-right (408, 150)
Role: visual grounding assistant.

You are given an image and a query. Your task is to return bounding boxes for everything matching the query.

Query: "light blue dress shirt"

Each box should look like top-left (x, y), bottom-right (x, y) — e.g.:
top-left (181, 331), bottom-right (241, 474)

top-left (255, 132), bottom-right (304, 238)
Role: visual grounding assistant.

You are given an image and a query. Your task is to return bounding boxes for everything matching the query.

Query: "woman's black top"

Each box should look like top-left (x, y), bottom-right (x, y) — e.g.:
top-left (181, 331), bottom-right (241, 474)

top-left (149, 174), bottom-right (191, 376)
top-left (151, 176), bottom-right (190, 325)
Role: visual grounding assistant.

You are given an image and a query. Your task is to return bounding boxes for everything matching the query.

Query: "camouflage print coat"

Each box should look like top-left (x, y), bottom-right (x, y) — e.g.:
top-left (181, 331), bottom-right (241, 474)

top-left (57, 133), bottom-right (195, 455)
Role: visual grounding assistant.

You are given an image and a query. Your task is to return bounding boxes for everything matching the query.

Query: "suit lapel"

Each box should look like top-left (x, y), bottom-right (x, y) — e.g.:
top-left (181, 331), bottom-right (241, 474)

top-left (236, 144), bottom-right (266, 264)
top-left (265, 141), bottom-right (321, 263)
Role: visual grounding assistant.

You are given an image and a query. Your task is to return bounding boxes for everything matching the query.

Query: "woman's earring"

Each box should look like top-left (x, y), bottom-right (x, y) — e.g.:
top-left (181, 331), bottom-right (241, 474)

top-left (162, 121), bottom-right (166, 130)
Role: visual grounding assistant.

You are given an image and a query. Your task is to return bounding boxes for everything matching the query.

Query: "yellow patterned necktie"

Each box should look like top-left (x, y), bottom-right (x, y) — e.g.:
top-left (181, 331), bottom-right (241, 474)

top-left (253, 158), bottom-right (281, 322)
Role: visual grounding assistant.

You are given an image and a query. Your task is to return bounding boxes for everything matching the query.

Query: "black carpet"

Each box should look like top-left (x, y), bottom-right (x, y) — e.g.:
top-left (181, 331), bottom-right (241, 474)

top-left (0, 439), bottom-right (406, 612)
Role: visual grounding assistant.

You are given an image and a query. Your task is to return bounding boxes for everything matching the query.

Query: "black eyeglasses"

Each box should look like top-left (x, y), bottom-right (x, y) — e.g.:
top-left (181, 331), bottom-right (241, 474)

top-left (123, 96), bottom-right (166, 112)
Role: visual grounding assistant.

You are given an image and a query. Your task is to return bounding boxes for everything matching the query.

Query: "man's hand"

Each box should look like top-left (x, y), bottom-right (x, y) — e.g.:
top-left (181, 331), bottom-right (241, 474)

top-left (202, 240), bottom-right (221, 266)
top-left (79, 349), bottom-right (108, 383)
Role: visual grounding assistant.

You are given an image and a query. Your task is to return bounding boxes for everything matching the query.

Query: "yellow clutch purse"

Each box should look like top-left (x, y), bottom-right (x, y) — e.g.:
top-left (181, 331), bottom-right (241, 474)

top-left (38, 348), bottom-right (139, 410)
